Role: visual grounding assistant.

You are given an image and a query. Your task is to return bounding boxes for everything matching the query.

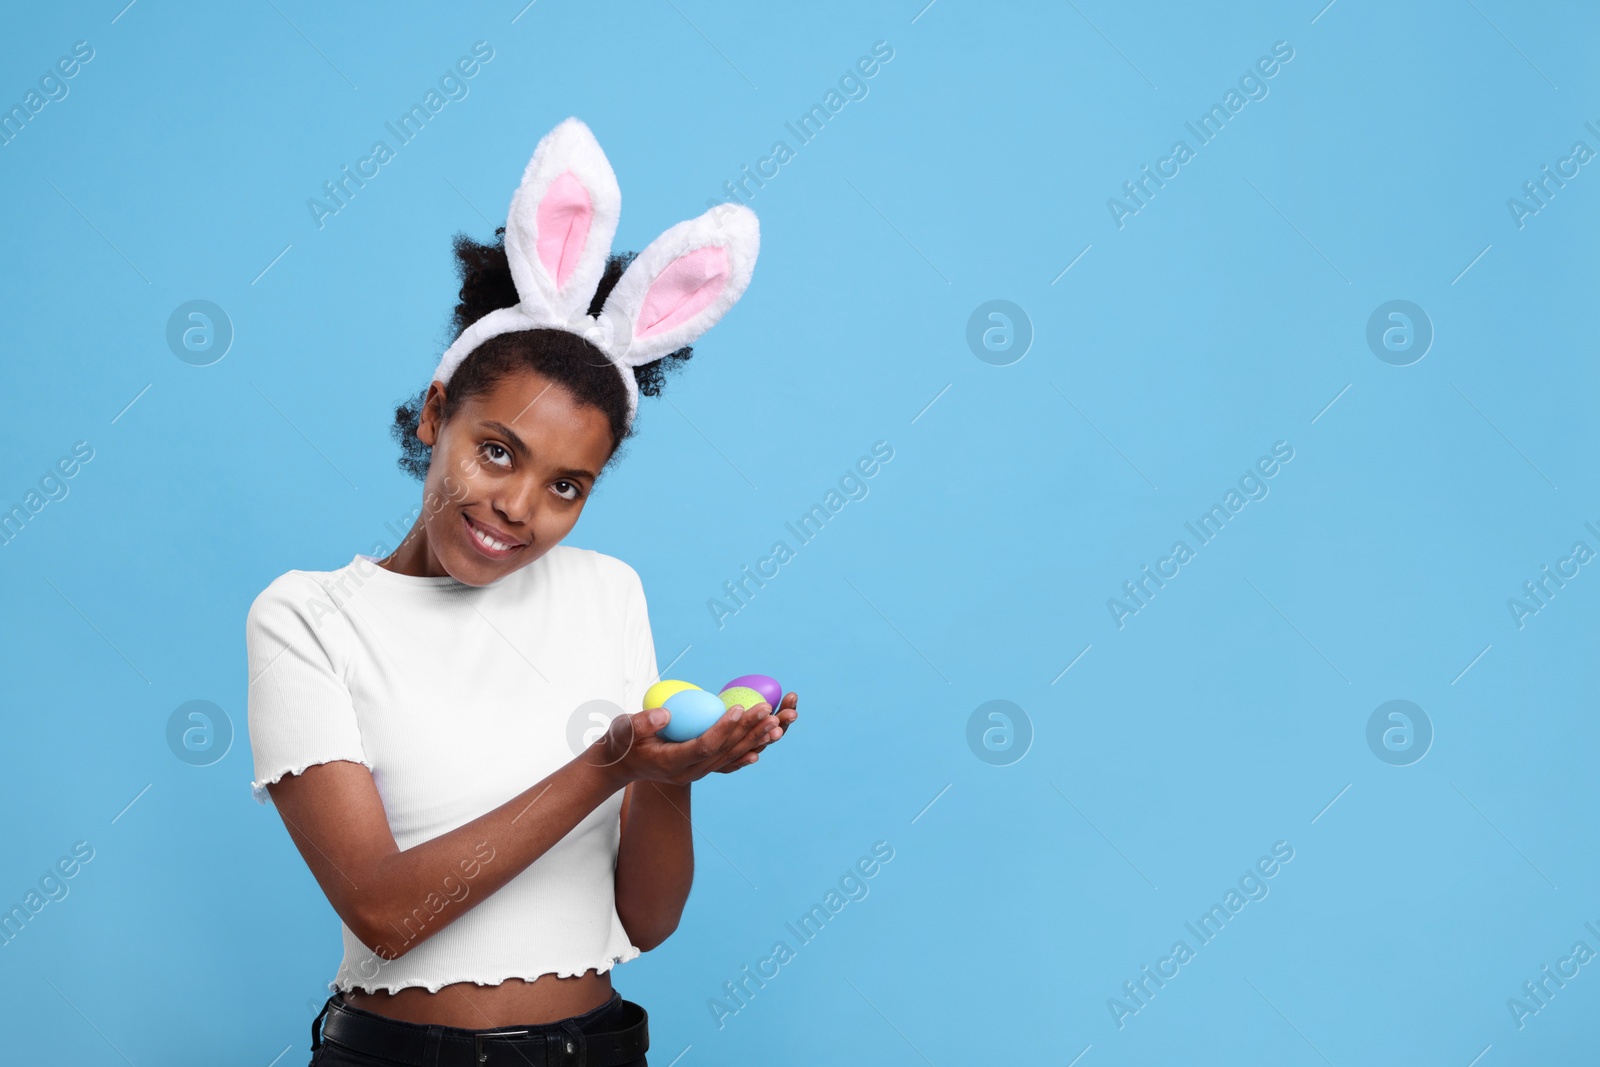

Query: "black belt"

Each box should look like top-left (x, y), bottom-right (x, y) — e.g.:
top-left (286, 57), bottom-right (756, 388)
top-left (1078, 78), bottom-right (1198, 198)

top-left (314, 992), bottom-right (649, 1066)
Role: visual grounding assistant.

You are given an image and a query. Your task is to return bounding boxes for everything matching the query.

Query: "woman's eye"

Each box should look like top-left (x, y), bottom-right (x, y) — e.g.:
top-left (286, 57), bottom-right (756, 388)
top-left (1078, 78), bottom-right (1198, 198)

top-left (481, 442), bottom-right (511, 467)
top-left (554, 480), bottom-right (583, 502)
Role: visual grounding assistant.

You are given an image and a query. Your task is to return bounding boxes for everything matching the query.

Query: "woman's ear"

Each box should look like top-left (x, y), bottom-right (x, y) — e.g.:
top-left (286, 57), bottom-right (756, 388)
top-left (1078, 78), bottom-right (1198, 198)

top-left (417, 380), bottom-right (448, 447)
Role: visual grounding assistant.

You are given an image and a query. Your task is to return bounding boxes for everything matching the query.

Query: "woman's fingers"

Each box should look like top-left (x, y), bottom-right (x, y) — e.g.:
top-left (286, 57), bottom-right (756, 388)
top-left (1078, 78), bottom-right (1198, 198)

top-left (721, 705), bottom-right (776, 761)
top-left (679, 704), bottom-right (765, 772)
top-left (686, 704), bottom-right (748, 754)
top-left (695, 705), bottom-right (773, 771)
top-left (751, 701), bottom-right (796, 752)
top-left (643, 693), bottom-right (797, 780)
top-left (713, 748), bottom-right (761, 773)
top-left (712, 706), bottom-right (793, 771)
top-left (748, 713), bottom-right (785, 753)
top-left (720, 710), bottom-right (780, 767)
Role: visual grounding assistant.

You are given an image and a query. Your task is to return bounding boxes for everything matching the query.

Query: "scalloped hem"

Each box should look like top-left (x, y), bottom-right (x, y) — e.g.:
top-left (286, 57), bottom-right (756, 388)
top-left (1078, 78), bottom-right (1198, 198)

top-left (328, 946), bottom-right (644, 995)
top-left (251, 757), bottom-right (374, 805)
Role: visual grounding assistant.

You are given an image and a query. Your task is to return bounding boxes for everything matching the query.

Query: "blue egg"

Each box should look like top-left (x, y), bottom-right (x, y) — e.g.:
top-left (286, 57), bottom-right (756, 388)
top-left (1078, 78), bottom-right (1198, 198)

top-left (659, 688), bottom-right (728, 742)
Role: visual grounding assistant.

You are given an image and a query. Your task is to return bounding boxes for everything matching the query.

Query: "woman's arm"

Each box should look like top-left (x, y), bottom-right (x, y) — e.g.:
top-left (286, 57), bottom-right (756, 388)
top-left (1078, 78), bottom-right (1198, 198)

top-left (614, 779), bottom-right (694, 951)
top-left (613, 693), bottom-right (798, 949)
top-left (266, 701), bottom-right (785, 961)
top-left (267, 754), bottom-right (626, 960)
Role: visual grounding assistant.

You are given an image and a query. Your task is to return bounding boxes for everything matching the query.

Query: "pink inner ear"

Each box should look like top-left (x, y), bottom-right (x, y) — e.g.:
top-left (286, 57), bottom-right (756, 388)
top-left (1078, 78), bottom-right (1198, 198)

top-left (536, 171), bottom-right (593, 290)
top-left (636, 246), bottom-right (730, 339)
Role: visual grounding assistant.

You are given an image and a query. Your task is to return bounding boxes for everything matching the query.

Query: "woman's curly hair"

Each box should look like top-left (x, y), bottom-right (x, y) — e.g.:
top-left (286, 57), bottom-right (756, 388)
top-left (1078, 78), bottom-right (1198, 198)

top-left (390, 227), bottom-right (693, 481)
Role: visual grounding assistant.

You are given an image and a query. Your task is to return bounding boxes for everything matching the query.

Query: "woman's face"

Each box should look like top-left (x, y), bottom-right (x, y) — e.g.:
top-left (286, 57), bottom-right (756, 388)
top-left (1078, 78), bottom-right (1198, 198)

top-left (412, 367), bottom-right (615, 585)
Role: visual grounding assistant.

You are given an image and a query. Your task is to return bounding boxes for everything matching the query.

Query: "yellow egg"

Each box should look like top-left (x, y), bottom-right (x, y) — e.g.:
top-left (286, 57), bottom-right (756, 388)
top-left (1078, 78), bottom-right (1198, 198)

top-left (643, 679), bottom-right (701, 710)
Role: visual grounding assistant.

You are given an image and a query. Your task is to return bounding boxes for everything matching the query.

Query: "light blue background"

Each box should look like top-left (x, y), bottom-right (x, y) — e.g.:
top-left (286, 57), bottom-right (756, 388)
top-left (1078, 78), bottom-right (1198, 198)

top-left (2, 1), bottom-right (1597, 1063)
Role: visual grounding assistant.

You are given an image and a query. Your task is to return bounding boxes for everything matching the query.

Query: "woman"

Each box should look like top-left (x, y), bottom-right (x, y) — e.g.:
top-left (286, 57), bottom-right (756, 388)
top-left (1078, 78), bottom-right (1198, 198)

top-left (245, 118), bottom-right (792, 1066)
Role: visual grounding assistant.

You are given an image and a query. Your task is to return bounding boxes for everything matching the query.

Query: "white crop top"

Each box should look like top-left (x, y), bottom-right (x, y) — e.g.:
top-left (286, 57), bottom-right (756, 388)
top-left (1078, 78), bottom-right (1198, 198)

top-left (244, 545), bottom-right (654, 994)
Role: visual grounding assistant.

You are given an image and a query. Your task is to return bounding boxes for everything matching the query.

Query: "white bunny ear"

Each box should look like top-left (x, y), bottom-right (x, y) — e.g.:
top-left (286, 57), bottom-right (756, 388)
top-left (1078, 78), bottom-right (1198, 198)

top-left (503, 117), bottom-right (621, 322)
top-left (599, 202), bottom-right (760, 367)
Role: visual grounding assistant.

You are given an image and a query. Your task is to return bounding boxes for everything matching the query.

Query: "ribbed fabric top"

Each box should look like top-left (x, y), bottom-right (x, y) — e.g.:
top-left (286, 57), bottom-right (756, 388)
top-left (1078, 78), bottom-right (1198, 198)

top-left (244, 545), bottom-right (654, 994)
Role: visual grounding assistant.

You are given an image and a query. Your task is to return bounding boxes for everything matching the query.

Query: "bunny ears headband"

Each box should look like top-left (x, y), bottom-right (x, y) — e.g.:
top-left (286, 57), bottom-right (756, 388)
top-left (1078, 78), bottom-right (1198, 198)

top-left (430, 117), bottom-right (761, 428)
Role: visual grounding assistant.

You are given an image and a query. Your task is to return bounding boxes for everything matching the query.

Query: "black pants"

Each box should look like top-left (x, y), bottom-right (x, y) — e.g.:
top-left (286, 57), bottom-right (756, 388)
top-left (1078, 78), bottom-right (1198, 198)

top-left (308, 988), bottom-right (648, 1066)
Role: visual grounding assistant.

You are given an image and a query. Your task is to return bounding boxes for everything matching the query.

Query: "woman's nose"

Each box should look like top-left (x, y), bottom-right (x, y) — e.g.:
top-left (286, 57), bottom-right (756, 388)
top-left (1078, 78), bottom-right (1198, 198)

top-left (496, 477), bottom-right (540, 526)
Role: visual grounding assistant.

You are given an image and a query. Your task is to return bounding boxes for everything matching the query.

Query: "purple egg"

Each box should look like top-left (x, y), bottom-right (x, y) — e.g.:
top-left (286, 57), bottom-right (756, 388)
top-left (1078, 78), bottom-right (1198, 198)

top-left (722, 674), bottom-right (782, 710)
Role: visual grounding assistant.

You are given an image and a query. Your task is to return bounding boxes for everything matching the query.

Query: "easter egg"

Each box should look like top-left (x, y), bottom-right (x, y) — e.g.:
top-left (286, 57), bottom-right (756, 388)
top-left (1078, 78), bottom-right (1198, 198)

top-left (659, 688), bottom-right (727, 742)
top-left (722, 674), bottom-right (782, 709)
top-left (718, 686), bottom-right (768, 714)
top-left (643, 679), bottom-right (700, 710)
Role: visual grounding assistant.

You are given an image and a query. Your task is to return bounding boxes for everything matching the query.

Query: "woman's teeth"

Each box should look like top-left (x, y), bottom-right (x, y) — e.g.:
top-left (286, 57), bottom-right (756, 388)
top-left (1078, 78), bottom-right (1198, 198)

top-left (467, 517), bottom-right (518, 553)
top-left (475, 528), bottom-right (509, 550)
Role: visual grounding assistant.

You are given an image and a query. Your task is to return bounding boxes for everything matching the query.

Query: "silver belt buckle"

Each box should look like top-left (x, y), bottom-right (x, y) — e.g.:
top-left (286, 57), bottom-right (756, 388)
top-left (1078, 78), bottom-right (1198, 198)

top-left (472, 1028), bottom-right (531, 1064)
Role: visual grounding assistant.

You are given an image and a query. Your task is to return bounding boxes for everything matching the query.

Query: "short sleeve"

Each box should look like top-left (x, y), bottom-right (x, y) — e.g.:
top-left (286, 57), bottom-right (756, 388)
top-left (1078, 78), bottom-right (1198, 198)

top-left (245, 572), bottom-right (371, 805)
top-left (620, 564), bottom-right (659, 715)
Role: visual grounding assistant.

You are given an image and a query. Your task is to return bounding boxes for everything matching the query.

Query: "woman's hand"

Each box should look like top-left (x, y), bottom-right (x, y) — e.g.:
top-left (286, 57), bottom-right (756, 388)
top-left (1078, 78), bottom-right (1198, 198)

top-left (592, 691), bottom-right (798, 787)
top-left (715, 691), bottom-right (797, 773)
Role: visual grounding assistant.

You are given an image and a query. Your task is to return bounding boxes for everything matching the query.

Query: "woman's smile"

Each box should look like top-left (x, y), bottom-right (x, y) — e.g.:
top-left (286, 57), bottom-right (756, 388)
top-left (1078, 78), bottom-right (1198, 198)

top-left (462, 511), bottom-right (528, 560)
